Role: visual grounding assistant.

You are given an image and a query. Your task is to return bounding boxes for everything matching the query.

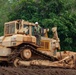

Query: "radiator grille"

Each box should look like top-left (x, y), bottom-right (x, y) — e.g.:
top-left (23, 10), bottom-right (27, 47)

top-left (41, 42), bottom-right (44, 46)
top-left (41, 41), bottom-right (49, 49)
top-left (45, 42), bottom-right (49, 49)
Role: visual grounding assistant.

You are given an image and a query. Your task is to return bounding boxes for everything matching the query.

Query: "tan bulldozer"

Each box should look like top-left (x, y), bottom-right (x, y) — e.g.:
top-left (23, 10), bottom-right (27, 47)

top-left (0, 19), bottom-right (76, 68)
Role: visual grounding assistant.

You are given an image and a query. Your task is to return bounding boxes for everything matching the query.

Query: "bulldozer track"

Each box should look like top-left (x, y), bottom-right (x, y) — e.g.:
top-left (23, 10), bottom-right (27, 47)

top-left (29, 45), bottom-right (58, 61)
top-left (19, 45), bottom-right (58, 61)
top-left (8, 45), bottom-right (58, 63)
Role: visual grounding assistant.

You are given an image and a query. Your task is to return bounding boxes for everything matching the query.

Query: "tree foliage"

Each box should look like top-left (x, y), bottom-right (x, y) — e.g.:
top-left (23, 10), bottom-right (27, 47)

top-left (0, 0), bottom-right (76, 51)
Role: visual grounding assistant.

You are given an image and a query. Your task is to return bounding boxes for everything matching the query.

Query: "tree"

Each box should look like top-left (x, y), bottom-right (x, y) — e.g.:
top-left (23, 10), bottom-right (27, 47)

top-left (0, 0), bottom-right (76, 51)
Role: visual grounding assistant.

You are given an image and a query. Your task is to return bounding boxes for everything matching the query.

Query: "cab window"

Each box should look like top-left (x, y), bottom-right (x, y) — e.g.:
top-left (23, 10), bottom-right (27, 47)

top-left (5, 23), bottom-right (15, 34)
top-left (23, 24), bottom-right (29, 34)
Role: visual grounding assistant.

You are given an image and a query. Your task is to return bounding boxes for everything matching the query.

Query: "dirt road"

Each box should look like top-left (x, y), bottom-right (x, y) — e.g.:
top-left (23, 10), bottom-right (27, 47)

top-left (0, 66), bottom-right (76, 75)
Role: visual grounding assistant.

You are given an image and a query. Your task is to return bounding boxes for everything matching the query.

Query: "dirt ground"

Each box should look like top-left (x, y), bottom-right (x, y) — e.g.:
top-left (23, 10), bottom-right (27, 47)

top-left (0, 66), bottom-right (76, 75)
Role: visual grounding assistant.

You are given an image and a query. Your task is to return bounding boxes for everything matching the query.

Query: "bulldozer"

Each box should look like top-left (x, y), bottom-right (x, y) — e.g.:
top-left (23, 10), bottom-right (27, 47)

top-left (0, 19), bottom-right (76, 68)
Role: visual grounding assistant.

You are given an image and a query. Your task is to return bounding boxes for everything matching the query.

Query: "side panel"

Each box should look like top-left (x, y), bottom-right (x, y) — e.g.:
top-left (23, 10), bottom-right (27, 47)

top-left (2, 36), bottom-right (12, 47)
top-left (23, 35), bottom-right (36, 43)
top-left (2, 34), bottom-right (36, 47)
top-left (0, 47), bottom-right (11, 56)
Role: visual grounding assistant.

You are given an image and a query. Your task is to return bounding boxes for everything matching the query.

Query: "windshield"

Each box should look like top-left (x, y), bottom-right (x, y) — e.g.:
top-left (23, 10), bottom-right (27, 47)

top-left (5, 23), bottom-right (15, 34)
top-left (23, 24), bottom-right (29, 34)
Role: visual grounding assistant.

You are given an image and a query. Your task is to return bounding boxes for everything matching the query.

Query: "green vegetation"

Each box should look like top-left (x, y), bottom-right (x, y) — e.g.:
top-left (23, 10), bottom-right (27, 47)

top-left (0, 0), bottom-right (76, 51)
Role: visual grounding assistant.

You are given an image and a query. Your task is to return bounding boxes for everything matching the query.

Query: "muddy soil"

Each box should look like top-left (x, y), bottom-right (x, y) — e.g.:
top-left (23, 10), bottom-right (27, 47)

top-left (0, 66), bottom-right (76, 75)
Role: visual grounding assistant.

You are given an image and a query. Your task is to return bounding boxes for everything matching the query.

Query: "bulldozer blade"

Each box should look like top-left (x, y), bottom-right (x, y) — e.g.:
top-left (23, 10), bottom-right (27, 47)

top-left (16, 59), bottom-right (75, 69)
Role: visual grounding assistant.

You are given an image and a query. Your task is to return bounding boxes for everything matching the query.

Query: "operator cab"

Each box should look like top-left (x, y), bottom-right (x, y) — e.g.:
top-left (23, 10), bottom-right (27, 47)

top-left (4, 20), bottom-right (35, 36)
